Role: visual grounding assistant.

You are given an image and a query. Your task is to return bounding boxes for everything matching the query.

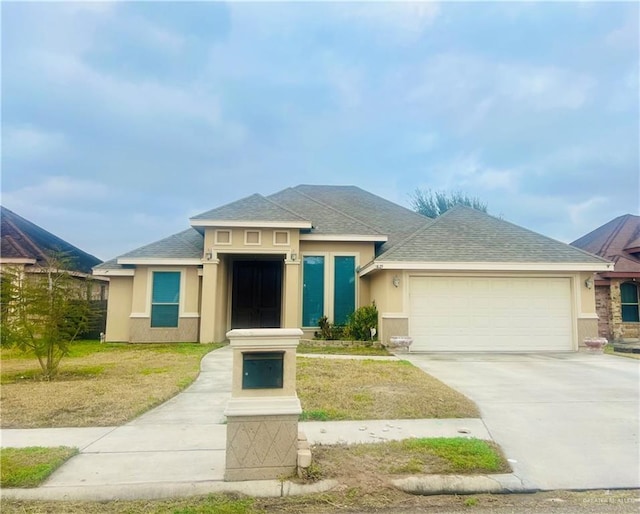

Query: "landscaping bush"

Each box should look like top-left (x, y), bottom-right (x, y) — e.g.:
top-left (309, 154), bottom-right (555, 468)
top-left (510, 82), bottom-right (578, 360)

top-left (315, 316), bottom-right (345, 340)
top-left (344, 303), bottom-right (378, 341)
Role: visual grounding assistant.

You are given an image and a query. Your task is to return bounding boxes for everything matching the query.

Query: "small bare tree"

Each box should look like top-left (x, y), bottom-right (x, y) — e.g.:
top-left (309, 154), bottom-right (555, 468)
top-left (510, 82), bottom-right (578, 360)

top-left (1, 255), bottom-right (94, 380)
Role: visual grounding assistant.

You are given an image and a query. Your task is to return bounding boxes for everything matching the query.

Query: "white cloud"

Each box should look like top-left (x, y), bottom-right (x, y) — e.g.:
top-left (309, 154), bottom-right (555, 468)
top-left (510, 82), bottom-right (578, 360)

top-left (605, 16), bottom-right (638, 49)
top-left (3, 176), bottom-right (110, 206)
top-left (407, 53), bottom-right (596, 130)
top-left (567, 196), bottom-right (607, 226)
top-left (501, 65), bottom-right (595, 110)
top-left (32, 50), bottom-right (220, 125)
top-left (336, 2), bottom-right (440, 43)
top-left (436, 154), bottom-right (520, 193)
top-left (3, 125), bottom-right (67, 161)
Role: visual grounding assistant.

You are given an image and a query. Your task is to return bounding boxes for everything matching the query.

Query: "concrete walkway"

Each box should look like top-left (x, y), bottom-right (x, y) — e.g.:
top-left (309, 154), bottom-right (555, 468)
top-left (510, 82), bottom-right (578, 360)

top-left (1, 347), bottom-right (520, 500)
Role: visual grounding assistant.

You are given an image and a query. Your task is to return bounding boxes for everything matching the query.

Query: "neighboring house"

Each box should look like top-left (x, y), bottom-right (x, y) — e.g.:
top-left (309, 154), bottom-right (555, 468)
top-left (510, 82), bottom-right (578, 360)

top-left (94, 185), bottom-right (611, 352)
top-left (1, 205), bottom-right (108, 301)
top-left (571, 214), bottom-right (640, 342)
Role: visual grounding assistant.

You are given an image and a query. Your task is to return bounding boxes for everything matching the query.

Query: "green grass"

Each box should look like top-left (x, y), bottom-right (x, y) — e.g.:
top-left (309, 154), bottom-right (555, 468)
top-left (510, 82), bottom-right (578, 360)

top-left (400, 438), bottom-right (506, 473)
top-left (297, 358), bottom-right (479, 420)
top-left (1, 447), bottom-right (79, 488)
top-left (313, 437), bottom-right (510, 479)
top-left (2, 341), bottom-right (223, 428)
top-left (299, 409), bottom-right (331, 421)
top-left (297, 344), bottom-right (390, 356)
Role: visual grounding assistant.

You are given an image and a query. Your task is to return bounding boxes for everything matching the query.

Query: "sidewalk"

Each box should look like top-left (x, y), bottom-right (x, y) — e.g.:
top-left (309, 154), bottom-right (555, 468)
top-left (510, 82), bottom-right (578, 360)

top-left (1, 347), bottom-right (527, 500)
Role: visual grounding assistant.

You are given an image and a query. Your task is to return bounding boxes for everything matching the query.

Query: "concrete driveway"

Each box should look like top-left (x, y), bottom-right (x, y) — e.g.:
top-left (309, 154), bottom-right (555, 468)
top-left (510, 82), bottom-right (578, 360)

top-left (403, 352), bottom-right (640, 491)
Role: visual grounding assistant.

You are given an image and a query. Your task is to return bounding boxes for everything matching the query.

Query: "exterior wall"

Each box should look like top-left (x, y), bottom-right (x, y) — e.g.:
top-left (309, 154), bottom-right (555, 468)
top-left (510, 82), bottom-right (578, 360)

top-left (129, 265), bottom-right (201, 343)
top-left (369, 269), bottom-right (406, 345)
top-left (595, 285), bottom-right (611, 339)
top-left (370, 269), bottom-right (600, 351)
top-left (607, 279), bottom-right (640, 342)
top-left (204, 227), bottom-right (301, 256)
top-left (577, 318), bottom-right (599, 346)
top-left (298, 240), bottom-right (376, 329)
top-left (104, 276), bottom-right (133, 342)
top-left (130, 317), bottom-right (199, 343)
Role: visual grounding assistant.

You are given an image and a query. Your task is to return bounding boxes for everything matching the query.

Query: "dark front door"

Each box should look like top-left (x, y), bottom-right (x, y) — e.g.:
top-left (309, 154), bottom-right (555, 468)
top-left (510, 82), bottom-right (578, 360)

top-left (231, 260), bottom-right (282, 329)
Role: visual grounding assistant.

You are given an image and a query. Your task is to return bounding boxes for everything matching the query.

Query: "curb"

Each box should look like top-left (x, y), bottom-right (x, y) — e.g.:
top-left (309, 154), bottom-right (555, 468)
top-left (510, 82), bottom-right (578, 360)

top-left (392, 473), bottom-right (537, 495)
top-left (0, 474), bottom-right (535, 502)
top-left (0, 479), bottom-right (340, 502)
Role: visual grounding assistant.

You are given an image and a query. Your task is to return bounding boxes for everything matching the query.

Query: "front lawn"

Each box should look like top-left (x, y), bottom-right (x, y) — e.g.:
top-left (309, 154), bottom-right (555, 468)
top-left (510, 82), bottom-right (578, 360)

top-left (1, 447), bottom-right (78, 488)
top-left (311, 437), bottom-right (510, 481)
top-left (1, 341), bottom-right (221, 428)
top-left (297, 358), bottom-right (479, 420)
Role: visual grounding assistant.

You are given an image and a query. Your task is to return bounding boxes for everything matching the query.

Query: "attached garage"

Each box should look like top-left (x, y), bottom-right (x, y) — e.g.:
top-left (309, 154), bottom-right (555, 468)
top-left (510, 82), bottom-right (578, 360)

top-left (409, 276), bottom-right (574, 352)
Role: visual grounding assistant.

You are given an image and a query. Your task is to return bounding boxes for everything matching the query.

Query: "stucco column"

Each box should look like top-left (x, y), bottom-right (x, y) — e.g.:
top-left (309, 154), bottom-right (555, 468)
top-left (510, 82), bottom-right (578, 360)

top-left (199, 258), bottom-right (219, 343)
top-left (283, 258), bottom-right (301, 328)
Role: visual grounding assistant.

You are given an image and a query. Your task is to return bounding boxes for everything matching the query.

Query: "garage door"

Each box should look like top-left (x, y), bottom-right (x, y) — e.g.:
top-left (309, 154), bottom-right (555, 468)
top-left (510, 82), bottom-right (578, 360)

top-left (409, 277), bottom-right (573, 352)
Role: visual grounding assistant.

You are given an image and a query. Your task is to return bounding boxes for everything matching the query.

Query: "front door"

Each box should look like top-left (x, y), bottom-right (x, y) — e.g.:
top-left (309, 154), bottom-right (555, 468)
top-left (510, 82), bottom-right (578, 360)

top-left (231, 260), bottom-right (282, 329)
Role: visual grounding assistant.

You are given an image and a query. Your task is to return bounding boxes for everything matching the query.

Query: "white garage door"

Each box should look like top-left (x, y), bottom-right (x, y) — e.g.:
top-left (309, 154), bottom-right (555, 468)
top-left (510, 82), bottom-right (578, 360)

top-left (409, 276), bottom-right (573, 352)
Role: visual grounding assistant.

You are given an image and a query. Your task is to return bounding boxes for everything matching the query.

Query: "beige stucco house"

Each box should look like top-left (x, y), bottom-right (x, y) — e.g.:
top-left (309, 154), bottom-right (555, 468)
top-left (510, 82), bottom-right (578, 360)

top-left (571, 214), bottom-right (640, 342)
top-left (94, 185), bottom-right (612, 352)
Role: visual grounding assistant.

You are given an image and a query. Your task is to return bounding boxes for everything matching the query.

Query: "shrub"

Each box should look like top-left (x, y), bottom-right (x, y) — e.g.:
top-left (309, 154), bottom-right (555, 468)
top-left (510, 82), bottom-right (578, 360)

top-left (315, 316), bottom-right (345, 340)
top-left (344, 303), bottom-right (378, 341)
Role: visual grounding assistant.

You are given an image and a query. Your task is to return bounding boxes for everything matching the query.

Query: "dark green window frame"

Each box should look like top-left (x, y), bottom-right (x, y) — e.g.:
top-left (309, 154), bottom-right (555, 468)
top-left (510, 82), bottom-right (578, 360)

top-left (621, 282), bottom-right (640, 322)
top-left (334, 256), bottom-right (356, 325)
top-left (151, 271), bottom-right (180, 328)
top-left (302, 256), bottom-right (324, 327)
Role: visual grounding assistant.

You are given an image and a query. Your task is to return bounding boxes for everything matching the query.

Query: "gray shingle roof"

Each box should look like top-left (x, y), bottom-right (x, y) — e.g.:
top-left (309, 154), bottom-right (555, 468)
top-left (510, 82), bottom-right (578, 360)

top-left (97, 187), bottom-right (610, 268)
top-left (267, 187), bottom-right (385, 236)
top-left (96, 229), bottom-right (203, 269)
top-left (292, 185), bottom-right (427, 234)
top-left (377, 205), bottom-right (611, 264)
top-left (190, 193), bottom-right (310, 224)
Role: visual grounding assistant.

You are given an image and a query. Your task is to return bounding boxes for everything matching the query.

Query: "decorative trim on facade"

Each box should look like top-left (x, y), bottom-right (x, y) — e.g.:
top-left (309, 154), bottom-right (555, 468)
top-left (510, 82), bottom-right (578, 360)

top-left (190, 220), bottom-right (312, 229)
top-left (360, 260), bottom-right (613, 276)
top-left (300, 234), bottom-right (388, 242)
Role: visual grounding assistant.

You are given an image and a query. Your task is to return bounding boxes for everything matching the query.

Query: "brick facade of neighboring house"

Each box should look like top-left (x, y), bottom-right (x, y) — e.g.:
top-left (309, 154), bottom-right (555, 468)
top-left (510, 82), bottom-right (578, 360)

top-left (572, 215), bottom-right (640, 343)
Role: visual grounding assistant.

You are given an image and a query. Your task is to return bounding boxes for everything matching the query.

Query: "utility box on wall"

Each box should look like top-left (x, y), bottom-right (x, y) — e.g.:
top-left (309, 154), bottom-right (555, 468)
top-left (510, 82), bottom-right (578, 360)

top-left (224, 328), bottom-right (302, 481)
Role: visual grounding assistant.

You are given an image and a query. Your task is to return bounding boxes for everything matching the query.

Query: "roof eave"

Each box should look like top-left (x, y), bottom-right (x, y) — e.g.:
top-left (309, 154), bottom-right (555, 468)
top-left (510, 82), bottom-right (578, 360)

top-left (0, 258), bottom-right (37, 265)
top-left (93, 268), bottom-right (135, 277)
top-left (359, 260), bottom-right (614, 277)
top-left (300, 234), bottom-right (388, 243)
top-left (598, 271), bottom-right (640, 279)
top-left (189, 220), bottom-right (312, 229)
top-left (116, 258), bottom-right (203, 266)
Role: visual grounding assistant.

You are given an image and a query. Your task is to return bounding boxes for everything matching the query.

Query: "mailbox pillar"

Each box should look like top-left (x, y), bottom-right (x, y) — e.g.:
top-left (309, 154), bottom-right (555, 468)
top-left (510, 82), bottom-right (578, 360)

top-left (224, 328), bottom-right (302, 481)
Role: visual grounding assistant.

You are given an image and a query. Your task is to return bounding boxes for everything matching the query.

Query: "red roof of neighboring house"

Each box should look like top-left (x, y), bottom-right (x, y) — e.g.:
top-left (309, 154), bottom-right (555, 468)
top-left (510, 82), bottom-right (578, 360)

top-left (1, 206), bottom-right (102, 274)
top-left (571, 214), bottom-right (640, 275)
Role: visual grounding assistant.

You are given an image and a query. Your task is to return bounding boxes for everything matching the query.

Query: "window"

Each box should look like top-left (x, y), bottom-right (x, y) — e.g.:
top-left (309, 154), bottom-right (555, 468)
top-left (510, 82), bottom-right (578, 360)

top-left (302, 254), bottom-right (357, 327)
top-left (151, 271), bottom-right (180, 327)
top-left (334, 256), bottom-right (355, 325)
top-left (302, 256), bottom-right (324, 327)
top-left (621, 282), bottom-right (639, 322)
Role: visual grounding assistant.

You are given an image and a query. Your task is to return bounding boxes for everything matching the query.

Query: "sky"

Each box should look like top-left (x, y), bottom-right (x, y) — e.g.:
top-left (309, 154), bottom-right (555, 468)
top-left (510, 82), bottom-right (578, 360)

top-left (2, 1), bottom-right (639, 261)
